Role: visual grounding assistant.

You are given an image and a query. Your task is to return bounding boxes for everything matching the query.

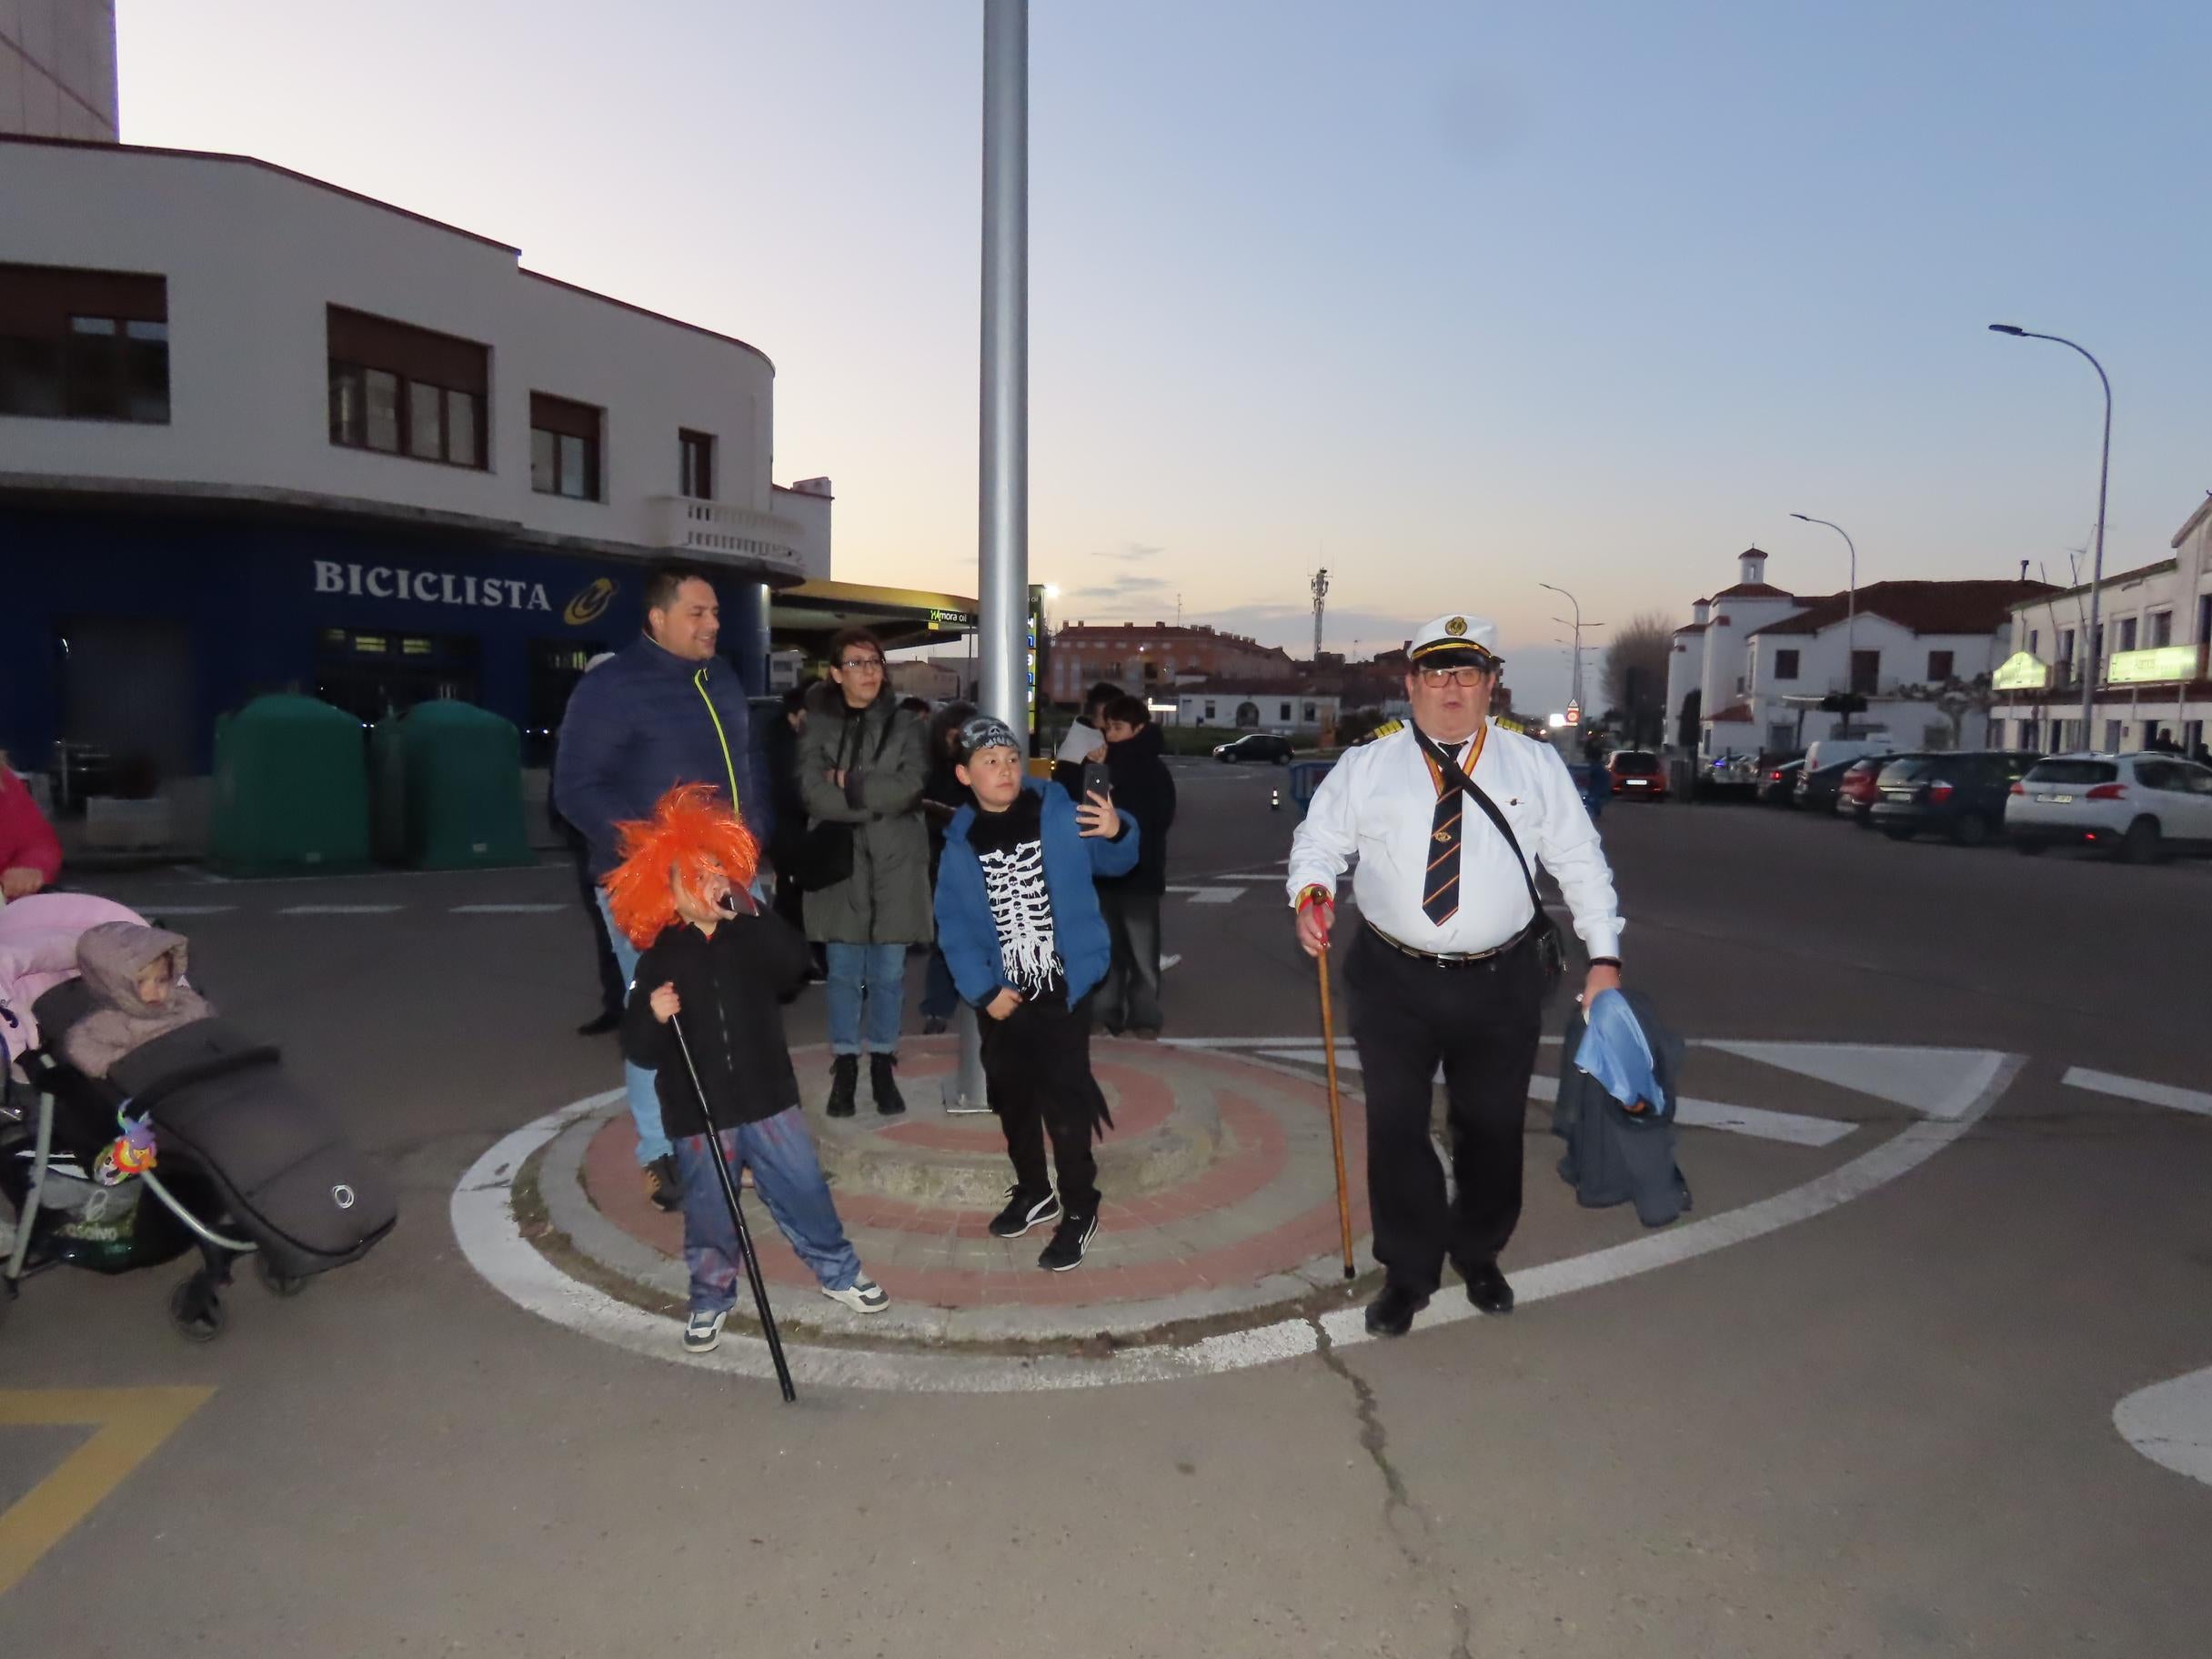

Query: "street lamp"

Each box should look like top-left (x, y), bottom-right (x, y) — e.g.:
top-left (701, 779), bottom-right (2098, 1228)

top-left (1539, 582), bottom-right (1590, 713)
top-left (1988, 323), bottom-right (2111, 749)
top-left (1788, 513), bottom-right (1858, 721)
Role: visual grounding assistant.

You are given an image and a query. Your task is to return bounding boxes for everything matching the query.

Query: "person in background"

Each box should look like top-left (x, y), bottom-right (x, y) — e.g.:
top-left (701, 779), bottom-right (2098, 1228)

top-left (898, 695), bottom-right (932, 720)
top-left (799, 628), bottom-right (930, 1116)
top-left (759, 685), bottom-right (823, 983)
top-left (1094, 694), bottom-right (1176, 1039)
top-left (548, 654), bottom-right (627, 1035)
top-left (554, 559), bottom-right (773, 1213)
top-left (1051, 682), bottom-right (1124, 799)
top-left (0, 751), bottom-right (62, 903)
top-left (918, 699), bottom-right (978, 1035)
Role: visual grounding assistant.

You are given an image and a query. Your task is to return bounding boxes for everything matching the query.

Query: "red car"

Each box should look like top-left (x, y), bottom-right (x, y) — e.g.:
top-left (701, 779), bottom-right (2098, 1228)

top-left (1605, 750), bottom-right (1668, 800)
top-left (1835, 755), bottom-right (1910, 828)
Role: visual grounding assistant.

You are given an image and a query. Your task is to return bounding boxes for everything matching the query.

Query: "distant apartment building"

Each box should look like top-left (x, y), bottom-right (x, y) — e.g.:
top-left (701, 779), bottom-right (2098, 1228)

top-left (2, 0), bottom-right (116, 142)
top-left (1047, 620), bottom-right (1295, 703)
top-left (1168, 684), bottom-right (1341, 734)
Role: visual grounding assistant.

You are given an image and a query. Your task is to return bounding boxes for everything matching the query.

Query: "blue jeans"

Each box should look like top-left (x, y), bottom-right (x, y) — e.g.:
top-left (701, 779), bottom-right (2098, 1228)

top-left (595, 889), bottom-right (670, 1167)
top-left (824, 941), bottom-right (907, 1055)
top-left (920, 946), bottom-right (959, 1021)
top-left (674, 1109), bottom-right (863, 1313)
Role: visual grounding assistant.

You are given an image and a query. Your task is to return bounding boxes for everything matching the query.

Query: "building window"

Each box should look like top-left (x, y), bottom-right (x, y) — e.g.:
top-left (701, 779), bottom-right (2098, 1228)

top-left (2103, 719), bottom-right (2123, 753)
top-left (1927, 649), bottom-right (1954, 681)
top-left (2116, 618), bottom-right (2137, 653)
top-left (2149, 610), bottom-right (2173, 648)
top-left (679, 428), bottom-right (715, 499)
top-left (327, 305), bottom-right (487, 468)
top-left (2028, 628), bottom-right (2039, 656)
top-left (1302, 702), bottom-right (1317, 722)
top-left (0, 263), bottom-right (169, 422)
top-left (1850, 650), bottom-right (1879, 695)
top-left (530, 392), bottom-right (603, 500)
top-left (1773, 649), bottom-right (1800, 681)
top-left (1278, 702), bottom-right (1292, 721)
top-left (1204, 701), bottom-right (1217, 721)
top-left (2017, 719), bottom-right (2037, 749)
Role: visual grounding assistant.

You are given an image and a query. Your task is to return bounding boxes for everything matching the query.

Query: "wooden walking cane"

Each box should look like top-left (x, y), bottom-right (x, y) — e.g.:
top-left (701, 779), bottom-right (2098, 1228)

top-left (1314, 946), bottom-right (1357, 1280)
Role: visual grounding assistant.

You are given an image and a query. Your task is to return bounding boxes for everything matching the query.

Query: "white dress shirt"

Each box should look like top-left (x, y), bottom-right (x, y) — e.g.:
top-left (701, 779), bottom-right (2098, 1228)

top-left (1286, 720), bottom-right (1624, 960)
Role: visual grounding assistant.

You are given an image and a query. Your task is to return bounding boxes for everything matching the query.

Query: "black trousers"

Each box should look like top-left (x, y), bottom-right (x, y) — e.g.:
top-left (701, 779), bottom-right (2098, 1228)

top-left (980, 990), bottom-right (1106, 1216)
top-left (1097, 889), bottom-right (1164, 1034)
top-left (568, 840), bottom-right (626, 1017)
top-left (1343, 925), bottom-right (1544, 1294)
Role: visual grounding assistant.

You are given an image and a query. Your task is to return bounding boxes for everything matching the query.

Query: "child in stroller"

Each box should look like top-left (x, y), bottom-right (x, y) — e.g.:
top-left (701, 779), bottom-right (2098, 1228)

top-left (2, 893), bottom-right (396, 1340)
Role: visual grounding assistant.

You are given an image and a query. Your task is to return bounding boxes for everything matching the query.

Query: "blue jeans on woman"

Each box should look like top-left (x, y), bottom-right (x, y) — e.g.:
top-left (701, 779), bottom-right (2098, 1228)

top-left (673, 1108), bottom-right (863, 1313)
top-left (824, 941), bottom-right (907, 1055)
top-left (595, 889), bottom-right (669, 1167)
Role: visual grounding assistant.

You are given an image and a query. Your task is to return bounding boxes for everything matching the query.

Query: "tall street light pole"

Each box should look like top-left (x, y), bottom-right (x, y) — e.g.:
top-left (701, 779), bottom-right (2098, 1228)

top-left (1539, 582), bottom-right (1586, 712)
top-left (978, 0), bottom-right (1028, 732)
top-left (1989, 324), bottom-right (2111, 749)
top-left (1789, 513), bottom-right (1857, 719)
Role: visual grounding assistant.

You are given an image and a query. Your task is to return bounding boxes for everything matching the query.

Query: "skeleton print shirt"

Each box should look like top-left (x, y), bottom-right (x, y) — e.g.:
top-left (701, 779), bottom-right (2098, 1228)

top-left (966, 790), bottom-right (1066, 1000)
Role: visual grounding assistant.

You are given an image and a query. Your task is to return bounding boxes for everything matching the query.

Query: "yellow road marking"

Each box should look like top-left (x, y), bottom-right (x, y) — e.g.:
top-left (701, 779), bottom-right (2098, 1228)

top-left (0, 1388), bottom-right (214, 1596)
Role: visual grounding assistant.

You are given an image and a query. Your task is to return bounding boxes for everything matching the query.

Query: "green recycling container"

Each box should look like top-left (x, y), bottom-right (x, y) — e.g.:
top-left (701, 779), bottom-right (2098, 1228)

top-left (208, 694), bottom-right (372, 876)
top-left (367, 719), bottom-right (409, 866)
top-left (389, 700), bottom-right (532, 870)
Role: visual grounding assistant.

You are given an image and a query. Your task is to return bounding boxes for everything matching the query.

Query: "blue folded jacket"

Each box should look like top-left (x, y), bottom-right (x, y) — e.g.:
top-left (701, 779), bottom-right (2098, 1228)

top-left (1573, 988), bottom-right (1668, 1120)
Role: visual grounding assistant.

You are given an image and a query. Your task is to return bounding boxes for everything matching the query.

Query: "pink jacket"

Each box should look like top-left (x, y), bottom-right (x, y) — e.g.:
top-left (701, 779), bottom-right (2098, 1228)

top-left (0, 892), bottom-right (146, 1063)
top-left (0, 769), bottom-right (63, 887)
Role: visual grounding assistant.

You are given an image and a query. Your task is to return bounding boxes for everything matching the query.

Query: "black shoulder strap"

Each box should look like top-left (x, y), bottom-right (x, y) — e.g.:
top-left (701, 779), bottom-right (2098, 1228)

top-left (1410, 723), bottom-right (1542, 914)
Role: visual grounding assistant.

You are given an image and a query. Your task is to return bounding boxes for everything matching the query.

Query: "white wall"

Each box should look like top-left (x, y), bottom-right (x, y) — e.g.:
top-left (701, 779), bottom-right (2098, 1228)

top-left (1, 139), bottom-right (795, 568)
top-left (1172, 689), bottom-right (1338, 730)
top-left (1, 0), bottom-right (117, 140)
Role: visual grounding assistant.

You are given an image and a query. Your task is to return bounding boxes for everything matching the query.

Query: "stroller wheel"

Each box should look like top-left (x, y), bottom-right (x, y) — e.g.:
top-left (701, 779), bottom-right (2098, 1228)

top-left (253, 1255), bottom-right (308, 1299)
top-left (169, 1274), bottom-right (225, 1342)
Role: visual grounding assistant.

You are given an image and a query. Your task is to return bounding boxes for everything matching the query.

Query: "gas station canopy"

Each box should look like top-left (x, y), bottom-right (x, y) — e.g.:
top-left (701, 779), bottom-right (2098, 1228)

top-left (769, 578), bottom-right (979, 659)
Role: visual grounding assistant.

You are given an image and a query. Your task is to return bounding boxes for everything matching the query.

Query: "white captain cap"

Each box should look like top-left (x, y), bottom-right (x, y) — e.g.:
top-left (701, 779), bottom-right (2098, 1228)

top-left (1406, 613), bottom-right (1503, 668)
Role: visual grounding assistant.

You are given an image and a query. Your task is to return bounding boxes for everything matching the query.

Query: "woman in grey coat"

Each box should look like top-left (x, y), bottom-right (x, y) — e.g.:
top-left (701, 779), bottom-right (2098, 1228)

top-left (798, 628), bottom-right (930, 1115)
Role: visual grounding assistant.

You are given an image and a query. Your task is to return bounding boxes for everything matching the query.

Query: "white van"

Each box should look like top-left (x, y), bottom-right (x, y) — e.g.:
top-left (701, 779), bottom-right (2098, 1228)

top-left (1803, 734), bottom-right (1895, 774)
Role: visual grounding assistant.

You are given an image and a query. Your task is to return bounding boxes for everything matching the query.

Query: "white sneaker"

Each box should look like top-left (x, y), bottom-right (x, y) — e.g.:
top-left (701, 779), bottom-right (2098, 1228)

top-left (820, 1276), bottom-right (890, 1314)
top-left (683, 1309), bottom-right (728, 1353)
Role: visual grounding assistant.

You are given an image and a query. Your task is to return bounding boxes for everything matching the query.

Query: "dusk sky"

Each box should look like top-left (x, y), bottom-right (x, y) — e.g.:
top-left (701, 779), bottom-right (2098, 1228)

top-left (119, 2), bottom-right (2212, 713)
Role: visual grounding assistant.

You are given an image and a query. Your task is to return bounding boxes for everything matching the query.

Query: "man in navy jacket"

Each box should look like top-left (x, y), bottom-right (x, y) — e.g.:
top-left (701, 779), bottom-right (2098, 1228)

top-left (554, 559), bottom-right (772, 1211)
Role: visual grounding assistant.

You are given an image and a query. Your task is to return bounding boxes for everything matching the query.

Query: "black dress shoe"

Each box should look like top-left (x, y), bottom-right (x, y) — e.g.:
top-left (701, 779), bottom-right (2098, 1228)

top-left (1463, 1262), bottom-right (1514, 1315)
top-left (576, 1010), bottom-right (621, 1036)
top-left (1363, 1282), bottom-right (1430, 1337)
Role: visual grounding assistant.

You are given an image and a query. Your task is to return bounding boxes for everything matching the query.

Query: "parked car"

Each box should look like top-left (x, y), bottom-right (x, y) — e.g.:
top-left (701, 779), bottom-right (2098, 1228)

top-left (1794, 757), bottom-right (1857, 813)
top-left (1756, 758), bottom-right (1805, 805)
top-left (1212, 732), bottom-right (1294, 764)
top-left (1605, 749), bottom-right (1668, 801)
top-left (1803, 735), bottom-right (1896, 775)
top-left (1834, 755), bottom-right (1901, 828)
top-left (1868, 750), bottom-right (2040, 846)
top-left (2006, 753), bottom-right (2212, 862)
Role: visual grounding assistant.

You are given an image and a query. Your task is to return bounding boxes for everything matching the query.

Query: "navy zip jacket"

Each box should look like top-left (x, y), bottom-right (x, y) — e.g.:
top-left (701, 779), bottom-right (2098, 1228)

top-left (552, 634), bottom-right (770, 878)
top-left (935, 779), bottom-right (1138, 1009)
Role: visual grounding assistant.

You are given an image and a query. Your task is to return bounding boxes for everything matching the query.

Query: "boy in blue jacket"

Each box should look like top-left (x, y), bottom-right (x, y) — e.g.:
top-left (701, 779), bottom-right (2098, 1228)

top-left (935, 715), bottom-right (1138, 1271)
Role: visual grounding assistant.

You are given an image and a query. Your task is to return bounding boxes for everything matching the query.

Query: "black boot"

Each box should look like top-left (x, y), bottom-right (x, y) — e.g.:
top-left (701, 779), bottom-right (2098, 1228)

top-left (870, 1053), bottom-right (907, 1117)
top-left (826, 1054), bottom-right (859, 1118)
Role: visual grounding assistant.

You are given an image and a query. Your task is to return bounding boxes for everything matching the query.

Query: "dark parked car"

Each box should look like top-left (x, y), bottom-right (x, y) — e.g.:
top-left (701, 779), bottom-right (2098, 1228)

top-left (1213, 732), bottom-right (1294, 764)
top-left (1835, 754), bottom-right (1912, 828)
top-left (1794, 757), bottom-right (1856, 813)
top-left (1869, 750), bottom-right (2041, 846)
top-left (1756, 758), bottom-right (1805, 805)
top-left (1605, 749), bottom-right (1668, 801)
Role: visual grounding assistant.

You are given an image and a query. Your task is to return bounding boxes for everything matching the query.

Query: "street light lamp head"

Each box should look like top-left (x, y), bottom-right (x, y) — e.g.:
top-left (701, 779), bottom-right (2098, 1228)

top-left (1789, 512), bottom-right (1812, 522)
top-left (1988, 323), bottom-right (2026, 336)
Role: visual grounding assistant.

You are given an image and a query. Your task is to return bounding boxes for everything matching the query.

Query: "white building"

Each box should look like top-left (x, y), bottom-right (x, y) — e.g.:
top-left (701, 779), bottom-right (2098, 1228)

top-left (1991, 496), bottom-right (2212, 757)
top-left (1667, 548), bottom-right (2050, 757)
top-left (2, 0), bottom-right (117, 142)
top-left (1168, 687), bottom-right (1340, 733)
top-left (1, 133), bottom-right (825, 776)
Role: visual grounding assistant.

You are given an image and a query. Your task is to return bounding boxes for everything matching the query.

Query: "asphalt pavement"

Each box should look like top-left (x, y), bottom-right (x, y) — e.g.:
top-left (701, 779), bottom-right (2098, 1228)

top-left (4, 765), bottom-right (2208, 1656)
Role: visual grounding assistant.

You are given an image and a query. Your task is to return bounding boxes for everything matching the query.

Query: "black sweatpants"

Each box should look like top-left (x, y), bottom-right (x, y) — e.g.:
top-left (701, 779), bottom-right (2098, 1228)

top-left (1098, 888), bottom-right (1164, 1034)
top-left (980, 989), bottom-right (1106, 1216)
top-left (1342, 925), bottom-right (1544, 1294)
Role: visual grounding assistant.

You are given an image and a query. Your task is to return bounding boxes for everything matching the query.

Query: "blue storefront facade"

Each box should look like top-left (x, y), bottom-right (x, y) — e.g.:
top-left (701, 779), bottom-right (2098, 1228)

top-left (1, 503), bottom-right (773, 782)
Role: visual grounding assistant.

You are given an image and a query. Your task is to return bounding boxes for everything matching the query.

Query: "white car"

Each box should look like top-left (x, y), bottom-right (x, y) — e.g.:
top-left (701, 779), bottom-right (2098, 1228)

top-left (2005, 752), bottom-right (2212, 862)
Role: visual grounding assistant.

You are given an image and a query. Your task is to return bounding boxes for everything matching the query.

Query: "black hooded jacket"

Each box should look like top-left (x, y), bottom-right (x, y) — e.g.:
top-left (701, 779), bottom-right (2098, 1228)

top-left (1101, 723), bottom-right (1176, 894)
top-left (619, 907), bottom-right (810, 1140)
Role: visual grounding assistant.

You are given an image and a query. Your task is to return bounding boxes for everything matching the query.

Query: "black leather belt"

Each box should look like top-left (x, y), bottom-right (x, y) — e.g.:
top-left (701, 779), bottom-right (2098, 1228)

top-left (1362, 918), bottom-right (1533, 968)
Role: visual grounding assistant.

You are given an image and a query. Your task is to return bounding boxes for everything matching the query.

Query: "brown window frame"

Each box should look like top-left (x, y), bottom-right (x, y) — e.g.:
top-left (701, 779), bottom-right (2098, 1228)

top-left (325, 306), bottom-right (488, 469)
top-left (679, 428), bottom-right (716, 499)
top-left (530, 392), bottom-right (603, 501)
top-left (1926, 649), bottom-right (1955, 681)
top-left (0, 262), bottom-right (170, 424)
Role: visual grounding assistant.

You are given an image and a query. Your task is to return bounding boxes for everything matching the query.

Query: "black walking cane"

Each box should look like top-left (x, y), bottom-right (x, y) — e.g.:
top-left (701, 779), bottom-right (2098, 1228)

top-left (669, 1014), bottom-right (797, 1403)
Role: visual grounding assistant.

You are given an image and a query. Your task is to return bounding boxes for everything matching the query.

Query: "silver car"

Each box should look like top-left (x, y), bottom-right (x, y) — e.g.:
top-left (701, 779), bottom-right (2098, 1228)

top-left (2005, 752), bottom-right (2212, 862)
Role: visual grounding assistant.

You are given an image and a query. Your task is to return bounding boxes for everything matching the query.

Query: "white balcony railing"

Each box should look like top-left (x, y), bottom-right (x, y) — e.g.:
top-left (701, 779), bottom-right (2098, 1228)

top-left (649, 497), bottom-right (807, 573)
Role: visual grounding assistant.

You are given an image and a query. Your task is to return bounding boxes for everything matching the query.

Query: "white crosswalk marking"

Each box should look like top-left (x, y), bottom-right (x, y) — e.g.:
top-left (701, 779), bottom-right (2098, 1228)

top-left (2064, 1067), bottom-right (2212, 1119)
top-left (143, 905), bottom-right (236, 916)
top-left (1164, 885), bottom-right (1242, 904)
top-left (451, 904), bottom-right (568, 914)
top-left (277, 904), bottom-right (404, 915)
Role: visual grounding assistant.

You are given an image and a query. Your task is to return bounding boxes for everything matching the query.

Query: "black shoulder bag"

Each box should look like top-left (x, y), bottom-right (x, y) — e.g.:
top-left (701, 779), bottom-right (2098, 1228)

top-left (1410, 725), bottom-right (1567, 1001)
top-left (790, 706), bottom-right (898, 894)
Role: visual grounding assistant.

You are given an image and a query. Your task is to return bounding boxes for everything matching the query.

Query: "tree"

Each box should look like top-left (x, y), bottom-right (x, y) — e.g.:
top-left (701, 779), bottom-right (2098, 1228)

top-left (1604, 609), bottom-right (1674, 749)
top-left (1891, 674), bottom-right (1997, 750)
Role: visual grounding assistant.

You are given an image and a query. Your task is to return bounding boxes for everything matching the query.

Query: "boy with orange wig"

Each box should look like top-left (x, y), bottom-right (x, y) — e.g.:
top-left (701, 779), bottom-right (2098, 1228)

top-left (609, 786), bottom-right (887, 1353)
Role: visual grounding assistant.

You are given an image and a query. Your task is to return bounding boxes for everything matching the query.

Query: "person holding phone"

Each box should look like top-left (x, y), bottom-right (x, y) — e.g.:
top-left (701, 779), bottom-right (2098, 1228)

top-left (1094, 694), bottom-right (1177, 1038)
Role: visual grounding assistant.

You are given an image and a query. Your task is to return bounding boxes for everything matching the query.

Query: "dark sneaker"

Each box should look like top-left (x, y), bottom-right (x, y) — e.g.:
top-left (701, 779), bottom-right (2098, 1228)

top-left (683, 1308), bottom-right (727, 1353)
top-left (1463, 1262), bottom-right (1514, 1315)
top-left (643, 1154), bottom-right (682, 1213)
top-left (989, 1186), bottom-right (1061, 1239)
top-left (825, 1054), bottom-right (859, 1118)
top-left (1038, 1211), bottom-right (1099, 1272)
top-left (870, 1053), bottom-right (907, 1117)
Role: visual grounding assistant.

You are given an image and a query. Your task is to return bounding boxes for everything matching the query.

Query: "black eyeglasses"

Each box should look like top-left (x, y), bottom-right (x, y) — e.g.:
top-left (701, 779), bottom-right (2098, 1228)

top-left (840, 658), bottom-right (886, 672)
top-left (1416, 666), bottom-right (1491, 688)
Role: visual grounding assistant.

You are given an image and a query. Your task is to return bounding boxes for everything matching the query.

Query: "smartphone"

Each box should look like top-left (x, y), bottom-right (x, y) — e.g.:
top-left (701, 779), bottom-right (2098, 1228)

top-left (1081, 761), bottom-right (1113, 804)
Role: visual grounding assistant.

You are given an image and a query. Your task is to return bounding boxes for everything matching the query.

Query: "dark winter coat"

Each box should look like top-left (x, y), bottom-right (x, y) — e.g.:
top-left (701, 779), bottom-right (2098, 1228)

top-left (1549, 989), bottom-right (1690, 1227)
top-left (619, 908), bottom-right (810, 1141)
top-left (552, 634), bottom-right (770, 878)
top-left (1100, 723), bottom-right (1176, 895)
top-left (759, 710), bottom-right (809, 868)
top-left (935, 779), bottom-right (1139, 1009)
top-left (795, 681), bottom-right (931, 945)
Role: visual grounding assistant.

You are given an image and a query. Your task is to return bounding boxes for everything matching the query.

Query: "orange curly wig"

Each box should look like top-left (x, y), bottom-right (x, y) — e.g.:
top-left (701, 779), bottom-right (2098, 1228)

top-left (601, 784), bottom-right (760, 948)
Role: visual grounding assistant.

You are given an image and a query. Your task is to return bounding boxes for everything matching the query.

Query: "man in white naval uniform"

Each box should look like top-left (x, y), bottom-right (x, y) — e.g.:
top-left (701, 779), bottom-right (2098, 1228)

top-left (1288, 613), bottom-right (1624, 1335)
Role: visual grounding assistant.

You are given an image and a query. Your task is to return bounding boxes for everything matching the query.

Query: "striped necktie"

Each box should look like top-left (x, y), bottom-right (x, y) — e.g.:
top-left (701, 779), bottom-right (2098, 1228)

top-left (1421, 730), bottom-right (1484, 926)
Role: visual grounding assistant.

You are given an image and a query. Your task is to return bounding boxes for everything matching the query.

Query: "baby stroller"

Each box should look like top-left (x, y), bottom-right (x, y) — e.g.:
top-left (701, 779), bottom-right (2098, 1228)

top-left (1, 898), bottom-right (397, 1341)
